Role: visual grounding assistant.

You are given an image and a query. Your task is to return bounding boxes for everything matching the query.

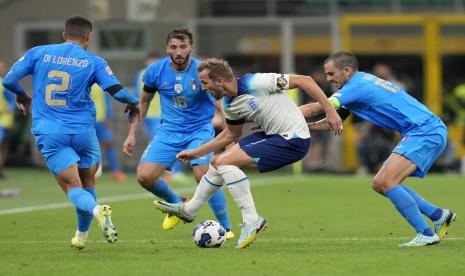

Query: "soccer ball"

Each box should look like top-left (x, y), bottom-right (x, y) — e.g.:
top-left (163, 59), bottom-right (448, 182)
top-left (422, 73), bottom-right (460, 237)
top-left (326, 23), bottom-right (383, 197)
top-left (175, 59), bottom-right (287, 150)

top-left (192, 220), bottom-right (226, 248)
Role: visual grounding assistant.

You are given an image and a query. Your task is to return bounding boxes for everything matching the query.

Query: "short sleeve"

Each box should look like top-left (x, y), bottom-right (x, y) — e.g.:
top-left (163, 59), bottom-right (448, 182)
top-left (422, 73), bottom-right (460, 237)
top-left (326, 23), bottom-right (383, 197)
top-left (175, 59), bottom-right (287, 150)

top-left (93, 57), bottom-right (120, 90)
top-left (222, 97), bottom-right (245, 125)
top-left (9, 48), bottom-right (38, 79)
top-left (249, 73), bottom-right (290, 94)
top-left (330, 84), bottom-right (366, 107)
top-left (143, 64), bottom-right (158, 90)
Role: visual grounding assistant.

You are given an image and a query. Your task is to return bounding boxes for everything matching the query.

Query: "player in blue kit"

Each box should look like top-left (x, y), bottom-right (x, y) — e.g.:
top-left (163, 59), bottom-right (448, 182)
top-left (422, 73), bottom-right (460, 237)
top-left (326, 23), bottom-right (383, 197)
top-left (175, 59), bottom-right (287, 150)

top-left (2, 16), bottom-right (140, 249)
top-left (300, 51), bottom-right (456, 247)
top-left (123, 30), bottom-right (234, 238)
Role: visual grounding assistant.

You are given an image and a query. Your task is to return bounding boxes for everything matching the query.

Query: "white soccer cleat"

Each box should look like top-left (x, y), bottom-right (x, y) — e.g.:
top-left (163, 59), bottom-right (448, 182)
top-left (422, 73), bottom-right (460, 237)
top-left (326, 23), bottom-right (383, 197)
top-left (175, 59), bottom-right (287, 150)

top-left (399, 233), bottom-right (440, 247)
top-left (235, 216), bottom-right (268, 249)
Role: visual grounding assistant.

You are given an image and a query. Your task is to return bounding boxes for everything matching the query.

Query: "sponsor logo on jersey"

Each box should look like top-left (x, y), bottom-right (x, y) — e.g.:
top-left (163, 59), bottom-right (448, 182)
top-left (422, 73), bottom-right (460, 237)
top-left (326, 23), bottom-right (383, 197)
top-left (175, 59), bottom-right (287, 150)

top-left (276, 74), bottom-right (287, 89)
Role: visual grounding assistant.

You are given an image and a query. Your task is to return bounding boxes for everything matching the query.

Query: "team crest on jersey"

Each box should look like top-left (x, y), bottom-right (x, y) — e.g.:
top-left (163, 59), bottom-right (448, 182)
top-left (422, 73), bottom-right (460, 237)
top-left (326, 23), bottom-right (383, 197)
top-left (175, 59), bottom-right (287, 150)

top-left (105, 66), bottom-right (114, 75)
top-left (174, 83), bottom-right (183, 94)
top-left (247, 98), bottom-right (259, 112)
top-left (276, 74), bottom-right (287, 89)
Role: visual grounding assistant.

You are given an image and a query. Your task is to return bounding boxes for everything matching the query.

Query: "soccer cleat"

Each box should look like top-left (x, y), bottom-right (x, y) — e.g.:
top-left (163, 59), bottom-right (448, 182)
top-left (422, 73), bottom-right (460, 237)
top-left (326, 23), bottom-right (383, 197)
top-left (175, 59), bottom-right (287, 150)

top-left (399, 233), bottom-right (440, 247)
top-left (226, 231), bottom-right (235, 240)
top-left (70, 236), bottom-right (86, 250)
top-left (433, 209), bottom-right (457, 240)
top-left (112, 171), bottom-right (126, 182)
top-left (153, 200), bottom-right (196, 223)
top-left (162, 214), bottom-right (181, 230)
top-left (96, 205), bottom-right (118, 243)
top-left (235, 216), bottom-right (268, 249)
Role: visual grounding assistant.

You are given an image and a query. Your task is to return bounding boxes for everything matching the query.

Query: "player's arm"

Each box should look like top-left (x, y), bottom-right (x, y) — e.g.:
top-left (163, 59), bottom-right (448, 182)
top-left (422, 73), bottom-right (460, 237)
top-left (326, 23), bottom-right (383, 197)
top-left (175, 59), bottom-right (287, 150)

top-left (123, 86), bottom-right (156, 157)
top-left (308, 107), bottom-right (351, 131)
top-left (299, 102), bottom-right (324, 118)
top-left (176, 121), bottom-right (243, 163)
top-left (3, 51), bottom-right (36, 115)
top-left (212, 100), bottom-right (226, 130)
top-left (289, 74), bottom-right (343, 135)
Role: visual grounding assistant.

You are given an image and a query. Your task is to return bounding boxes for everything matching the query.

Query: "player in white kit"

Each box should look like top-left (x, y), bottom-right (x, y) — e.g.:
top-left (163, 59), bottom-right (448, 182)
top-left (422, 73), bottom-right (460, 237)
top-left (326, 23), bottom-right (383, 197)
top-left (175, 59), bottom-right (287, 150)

top-left (154, 58), bottom-right (342, 249)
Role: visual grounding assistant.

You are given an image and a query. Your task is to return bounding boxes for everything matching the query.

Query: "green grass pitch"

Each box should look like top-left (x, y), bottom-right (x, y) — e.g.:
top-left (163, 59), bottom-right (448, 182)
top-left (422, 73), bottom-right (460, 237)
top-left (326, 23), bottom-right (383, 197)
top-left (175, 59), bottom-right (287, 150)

top-left (0, 168), bottom-right (464, 275)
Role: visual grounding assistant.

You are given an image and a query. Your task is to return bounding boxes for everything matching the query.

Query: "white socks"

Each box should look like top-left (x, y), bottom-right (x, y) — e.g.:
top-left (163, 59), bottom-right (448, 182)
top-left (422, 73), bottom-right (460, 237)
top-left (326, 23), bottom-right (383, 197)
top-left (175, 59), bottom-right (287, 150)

top-left (218, 165), bottom-right (259, 225)
top-left (75, 230), bottom-right (88, 241)
top-left (184, 164), bottom-right (223, 215)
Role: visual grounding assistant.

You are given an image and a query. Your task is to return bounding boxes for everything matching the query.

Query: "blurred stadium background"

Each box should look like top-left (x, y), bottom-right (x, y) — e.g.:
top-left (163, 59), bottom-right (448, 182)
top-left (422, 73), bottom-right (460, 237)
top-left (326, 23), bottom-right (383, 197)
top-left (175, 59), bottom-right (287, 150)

top-left (1, 0), bottom-right (465, 175)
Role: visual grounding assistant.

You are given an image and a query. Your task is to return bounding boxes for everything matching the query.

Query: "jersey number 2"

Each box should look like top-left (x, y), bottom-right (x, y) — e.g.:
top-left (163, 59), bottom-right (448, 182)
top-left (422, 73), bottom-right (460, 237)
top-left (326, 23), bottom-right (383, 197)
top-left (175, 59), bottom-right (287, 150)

top-left (46, 70), bottom-right (70, 106)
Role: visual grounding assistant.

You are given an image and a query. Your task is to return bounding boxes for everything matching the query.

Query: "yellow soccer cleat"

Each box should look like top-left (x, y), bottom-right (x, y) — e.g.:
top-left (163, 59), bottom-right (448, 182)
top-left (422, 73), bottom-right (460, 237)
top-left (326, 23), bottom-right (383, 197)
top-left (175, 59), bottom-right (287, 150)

top-left (96, 205), bottom-right (118, 243)
top-left (162, 214), bottom-right (181, 230)
top-left (70, 235), bottom-right (86, 250)
top-left (226, 231), bottom-right (235, 240)
top-left (433, 209), bottom-right (457, 240)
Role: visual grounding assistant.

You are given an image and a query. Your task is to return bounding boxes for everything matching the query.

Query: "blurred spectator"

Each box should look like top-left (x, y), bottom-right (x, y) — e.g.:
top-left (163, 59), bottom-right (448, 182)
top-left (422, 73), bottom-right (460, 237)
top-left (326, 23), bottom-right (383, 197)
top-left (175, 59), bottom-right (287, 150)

top-left (0, 61), bottom-right (15, 179)
top-left (444, 83), bottom-right (465, 174)
top-left (303, 69), bottom-right (334, 171)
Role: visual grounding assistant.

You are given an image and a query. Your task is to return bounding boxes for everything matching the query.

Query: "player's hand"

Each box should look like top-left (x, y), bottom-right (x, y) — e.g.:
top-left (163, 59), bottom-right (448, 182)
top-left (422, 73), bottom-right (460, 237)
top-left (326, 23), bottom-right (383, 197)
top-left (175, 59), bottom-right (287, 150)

top-left (326, 110), bottom-right (343, 135)
top-left (123, 135), bottom-right (136, 158)
top-left (16, 93), bottom-right (32, 116)
top-left (124, 104), bottom-right (141, 124)
top-left (176, 149), bottom-right (197, 164)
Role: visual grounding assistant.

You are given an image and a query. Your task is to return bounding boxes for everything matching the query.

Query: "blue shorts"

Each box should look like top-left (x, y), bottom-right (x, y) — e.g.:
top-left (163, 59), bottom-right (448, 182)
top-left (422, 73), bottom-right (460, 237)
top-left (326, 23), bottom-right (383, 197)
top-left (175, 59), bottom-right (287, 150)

top-left (391, 116), bottom-right (448, 178)
top-left (140, 125), bottom-right (214, 169)
top-left (34, 131), bottom-right (101, 176)
top-left (0, 127), bottom-right (8, 143)
top-left (95, 121), bottom-right (113, 142)
top-left (143, 117), bottom-right (161, 138)
top-left (239, 132), bottom-right (310, 173)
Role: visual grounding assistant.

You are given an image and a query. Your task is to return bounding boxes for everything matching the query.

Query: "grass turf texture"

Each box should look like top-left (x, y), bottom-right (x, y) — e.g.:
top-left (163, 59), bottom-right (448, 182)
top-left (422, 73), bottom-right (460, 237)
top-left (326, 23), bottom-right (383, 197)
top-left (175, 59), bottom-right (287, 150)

top-left (0, 168), bottom-right (464, 275)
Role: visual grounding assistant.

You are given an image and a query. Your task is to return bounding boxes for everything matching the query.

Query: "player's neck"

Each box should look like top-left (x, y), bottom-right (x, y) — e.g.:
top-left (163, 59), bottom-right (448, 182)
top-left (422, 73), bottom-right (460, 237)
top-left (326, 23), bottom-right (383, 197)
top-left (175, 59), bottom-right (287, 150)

top-left (223, 79), bottom-right (238, 97)
top-left (171, 59), bottom-right (190, 72)
top-left (65, 39), bottom-right (86, 49)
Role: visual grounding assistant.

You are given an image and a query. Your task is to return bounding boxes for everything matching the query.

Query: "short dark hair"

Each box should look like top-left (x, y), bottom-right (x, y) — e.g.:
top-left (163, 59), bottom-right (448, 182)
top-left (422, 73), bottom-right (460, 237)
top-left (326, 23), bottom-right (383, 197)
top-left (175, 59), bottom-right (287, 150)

top-left (166, 29), bottom-right (193, 45)
top-left (64, 16), bottom-right (92, 40)
top-left (324, 51), bottom-right (359, 71)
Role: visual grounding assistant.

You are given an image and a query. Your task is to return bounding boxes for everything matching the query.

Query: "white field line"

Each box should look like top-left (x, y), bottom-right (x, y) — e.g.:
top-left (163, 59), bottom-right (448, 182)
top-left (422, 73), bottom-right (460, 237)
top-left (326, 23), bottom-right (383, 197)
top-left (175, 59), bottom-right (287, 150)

top-left (0, 175), bottom-right (304, 216)
top-left (0, 237), bottom-right (463, 245)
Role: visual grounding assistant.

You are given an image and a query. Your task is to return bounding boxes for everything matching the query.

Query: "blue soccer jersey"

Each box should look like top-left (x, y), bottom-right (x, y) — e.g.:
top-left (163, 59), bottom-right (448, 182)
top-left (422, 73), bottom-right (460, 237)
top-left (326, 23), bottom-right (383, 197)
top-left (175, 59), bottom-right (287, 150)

top-left (6, 42), bottom-right (121, 134)
top-left (143, 57), bottom-right (216, 133)
top-left (330, 72), bottom-right (435, 135)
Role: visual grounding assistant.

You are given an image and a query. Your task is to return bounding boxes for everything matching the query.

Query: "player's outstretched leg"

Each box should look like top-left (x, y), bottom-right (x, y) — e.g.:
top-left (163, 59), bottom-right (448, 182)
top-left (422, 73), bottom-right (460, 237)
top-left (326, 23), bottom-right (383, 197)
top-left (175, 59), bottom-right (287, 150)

top-left (71, 187), bottom-right (96, 250)
top-left (208, 190), bottom-right (234, 240)
top-left (401, 185), bottom-right (456, 240)
top-left (94, 205), bottom-right (118, 243)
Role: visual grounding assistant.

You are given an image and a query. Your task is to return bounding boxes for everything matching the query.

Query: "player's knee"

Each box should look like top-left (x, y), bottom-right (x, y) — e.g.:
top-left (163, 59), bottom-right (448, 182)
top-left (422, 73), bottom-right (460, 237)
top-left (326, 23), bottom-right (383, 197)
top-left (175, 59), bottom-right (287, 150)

top-left (217, 165), bottom-right (247, 185)
top-left (136, 170), bottom-right (156, 189)
top-left (372, 176), bottom-right (386, 194)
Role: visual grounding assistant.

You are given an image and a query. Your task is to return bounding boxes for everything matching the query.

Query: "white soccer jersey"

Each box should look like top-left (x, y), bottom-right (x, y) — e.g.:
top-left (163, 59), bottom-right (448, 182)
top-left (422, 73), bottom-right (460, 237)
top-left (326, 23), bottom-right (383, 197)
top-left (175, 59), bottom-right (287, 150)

top-left (223, 73), bottom-right (310, 139)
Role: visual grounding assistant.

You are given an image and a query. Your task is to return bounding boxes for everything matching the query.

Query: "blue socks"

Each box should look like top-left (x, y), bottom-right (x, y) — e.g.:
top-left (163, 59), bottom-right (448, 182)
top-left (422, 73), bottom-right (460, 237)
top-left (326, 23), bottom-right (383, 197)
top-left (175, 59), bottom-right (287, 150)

top-left (384, 186), bottom-right (434, 236)
top-left (106, 148), bottom-right (120, 173)
top-left (68, 187), bottom-right (98, 232)
top-left (401, 185), bottom-right (442, 221)
top-left (208, 189), bottom-right (232, 231)
top-left (75, 187), bottom-right (96, 232)
top-left (148, 178), bottom-right (182, 203)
